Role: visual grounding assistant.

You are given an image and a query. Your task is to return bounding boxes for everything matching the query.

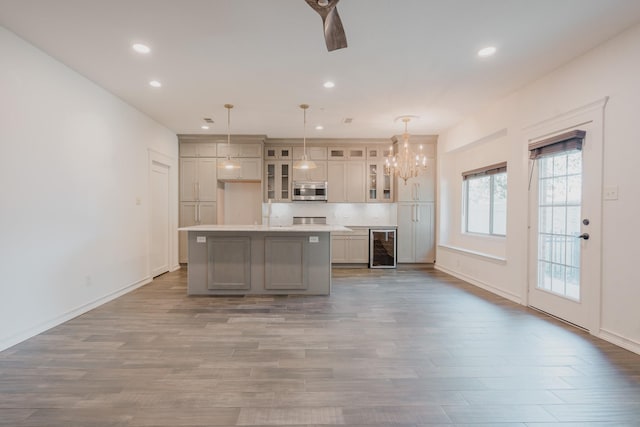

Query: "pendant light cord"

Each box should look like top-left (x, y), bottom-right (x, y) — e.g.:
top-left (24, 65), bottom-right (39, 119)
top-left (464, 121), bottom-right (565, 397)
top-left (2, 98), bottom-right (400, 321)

top-left (224, 103), bottom-right (233, 147)
top-left (300, 104), bottom-right (309, 157)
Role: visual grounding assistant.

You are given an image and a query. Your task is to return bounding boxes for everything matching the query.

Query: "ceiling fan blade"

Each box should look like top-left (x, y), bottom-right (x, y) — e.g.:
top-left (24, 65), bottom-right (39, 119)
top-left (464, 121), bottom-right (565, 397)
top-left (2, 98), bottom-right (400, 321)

top-left (324, 6), bottom-right (347, 51)
top-left (304, 0), bottom-right (348, 52)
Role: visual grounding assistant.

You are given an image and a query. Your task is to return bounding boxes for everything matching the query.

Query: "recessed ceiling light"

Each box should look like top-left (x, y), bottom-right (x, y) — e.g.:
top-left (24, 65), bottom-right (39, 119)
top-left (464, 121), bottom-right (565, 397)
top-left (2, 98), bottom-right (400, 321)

top-left (132, 43), bottom-right (150, 54)
top-left (149, 80), bottom-right (162, 88)
top-left (478, 46), bottom-right (497, 57)
top-left (323, 81), bottom-right (335, 88)
top-left (201, 125), bottom-right (209, 130)
top-left (315, 125), bottom-right (324, 130)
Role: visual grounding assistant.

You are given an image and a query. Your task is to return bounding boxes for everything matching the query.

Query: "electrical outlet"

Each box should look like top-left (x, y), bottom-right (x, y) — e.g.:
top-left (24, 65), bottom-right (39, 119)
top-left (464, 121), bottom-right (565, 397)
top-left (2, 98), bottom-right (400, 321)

top-left (196, 236), bottom-right (206, 243)
top-left (309, 236), bottom-right (319, 243)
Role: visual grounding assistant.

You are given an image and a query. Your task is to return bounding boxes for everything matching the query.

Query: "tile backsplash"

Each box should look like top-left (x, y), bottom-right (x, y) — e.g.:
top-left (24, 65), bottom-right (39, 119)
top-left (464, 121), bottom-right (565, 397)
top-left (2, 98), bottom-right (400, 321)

top-left (263, 203), bottom-right (397, 226)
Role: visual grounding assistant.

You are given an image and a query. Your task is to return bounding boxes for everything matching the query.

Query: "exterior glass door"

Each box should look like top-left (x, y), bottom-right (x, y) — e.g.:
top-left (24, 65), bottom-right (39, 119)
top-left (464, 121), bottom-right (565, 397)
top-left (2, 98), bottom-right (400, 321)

top-left (536, 150), bottom-right (582, 300)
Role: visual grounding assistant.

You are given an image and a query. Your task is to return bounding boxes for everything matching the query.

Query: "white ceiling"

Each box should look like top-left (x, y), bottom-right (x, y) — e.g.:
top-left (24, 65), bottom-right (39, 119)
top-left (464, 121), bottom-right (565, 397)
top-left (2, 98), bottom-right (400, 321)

top-left (2, 0), bottom-right (640, 139)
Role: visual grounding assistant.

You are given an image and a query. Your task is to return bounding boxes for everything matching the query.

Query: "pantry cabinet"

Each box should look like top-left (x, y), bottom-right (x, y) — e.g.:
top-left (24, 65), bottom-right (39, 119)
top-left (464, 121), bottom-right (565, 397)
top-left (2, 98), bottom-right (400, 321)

top-left (180, 157), bottom-right (217, 201)
top-left (397, 202), bottom-right (435, 263)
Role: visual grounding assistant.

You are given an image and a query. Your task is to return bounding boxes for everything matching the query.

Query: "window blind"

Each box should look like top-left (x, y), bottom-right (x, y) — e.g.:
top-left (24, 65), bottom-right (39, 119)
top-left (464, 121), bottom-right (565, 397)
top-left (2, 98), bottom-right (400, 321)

top-left (528, 130), bottom-right (585, 159)
top-left (462, 161), bottom-right (507, 181)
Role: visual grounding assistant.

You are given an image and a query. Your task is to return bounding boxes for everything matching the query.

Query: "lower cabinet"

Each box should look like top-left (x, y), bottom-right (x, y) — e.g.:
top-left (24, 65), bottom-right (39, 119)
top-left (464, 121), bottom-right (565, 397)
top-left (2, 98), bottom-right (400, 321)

top-left (397, 202), bottom-right (435, 263)
top-left (207, 237), bottom-right (251, 290)
top-left (179, 202), bottom-right (217, 263)
top-left (264, 236), bottom-right (308, 290)
top-left (332, 228), bottom-right (369, 263)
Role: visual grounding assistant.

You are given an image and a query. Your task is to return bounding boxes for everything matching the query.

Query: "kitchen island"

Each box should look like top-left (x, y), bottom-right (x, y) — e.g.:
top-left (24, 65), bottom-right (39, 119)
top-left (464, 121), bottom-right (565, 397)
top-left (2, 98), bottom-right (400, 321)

top-left (178, 224), bottom-right (350, 295)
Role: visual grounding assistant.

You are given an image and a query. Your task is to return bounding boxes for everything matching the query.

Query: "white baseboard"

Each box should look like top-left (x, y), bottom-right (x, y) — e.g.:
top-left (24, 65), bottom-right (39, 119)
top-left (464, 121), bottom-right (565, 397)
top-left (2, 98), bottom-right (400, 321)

top-left (435, 264), bottom-right (522, 305)
top-left (597, 328), bottom-right (640, 356)
top-left (170, 263), bottom-right (181, 272)
top-left (0, 275), bottom-right (152, 353)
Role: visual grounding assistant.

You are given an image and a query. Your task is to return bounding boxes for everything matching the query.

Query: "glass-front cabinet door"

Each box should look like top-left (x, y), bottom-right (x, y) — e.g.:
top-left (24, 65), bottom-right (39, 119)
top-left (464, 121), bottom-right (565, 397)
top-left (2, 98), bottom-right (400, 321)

top-left (368, 163), bottom-right (378, 200)
top-left (279, 163), bottom-right (290, 201)
top-left (266, 163), bottom-right (276, 200)
top-left (367, 162), bottom-right (392, 202)
top-left (265, 161), bottom-right (291, 202)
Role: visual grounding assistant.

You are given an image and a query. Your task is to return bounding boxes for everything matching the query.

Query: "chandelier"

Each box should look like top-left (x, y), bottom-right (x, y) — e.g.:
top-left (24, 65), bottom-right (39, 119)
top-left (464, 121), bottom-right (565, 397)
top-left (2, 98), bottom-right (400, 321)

top-left (385, 116), bottom-right (428, 185)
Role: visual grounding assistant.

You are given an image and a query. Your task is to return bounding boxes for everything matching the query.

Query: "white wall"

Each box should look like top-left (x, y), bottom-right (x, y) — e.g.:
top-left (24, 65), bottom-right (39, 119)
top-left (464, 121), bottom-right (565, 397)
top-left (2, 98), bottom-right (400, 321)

top-left (436, 22), bottom-right (640, 353)
top-left (0, 26), bottom-right (179, 351)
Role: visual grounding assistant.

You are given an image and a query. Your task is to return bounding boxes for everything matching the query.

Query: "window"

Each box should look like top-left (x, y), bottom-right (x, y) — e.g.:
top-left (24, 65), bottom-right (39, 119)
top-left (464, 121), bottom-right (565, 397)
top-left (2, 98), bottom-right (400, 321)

top-left (462, 162), bottom-right (507, 236)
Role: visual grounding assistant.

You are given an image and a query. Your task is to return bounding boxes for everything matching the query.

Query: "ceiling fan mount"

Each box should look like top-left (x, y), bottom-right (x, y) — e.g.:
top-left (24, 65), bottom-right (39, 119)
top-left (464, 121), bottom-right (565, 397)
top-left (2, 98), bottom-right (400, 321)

top-left (304, 0), bottom-right (348, 52)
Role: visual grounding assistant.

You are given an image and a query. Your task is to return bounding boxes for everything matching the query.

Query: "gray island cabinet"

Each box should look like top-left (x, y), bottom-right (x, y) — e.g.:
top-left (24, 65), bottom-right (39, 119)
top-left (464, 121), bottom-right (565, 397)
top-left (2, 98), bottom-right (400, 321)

top-left (178, 224), bottom-right (350, 295)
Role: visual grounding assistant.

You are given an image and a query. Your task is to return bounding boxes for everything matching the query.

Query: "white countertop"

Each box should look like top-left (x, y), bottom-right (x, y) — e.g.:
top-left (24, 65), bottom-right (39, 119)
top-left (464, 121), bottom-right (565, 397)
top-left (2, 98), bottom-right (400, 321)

top-left (179, 224), bottom-right (351, 232)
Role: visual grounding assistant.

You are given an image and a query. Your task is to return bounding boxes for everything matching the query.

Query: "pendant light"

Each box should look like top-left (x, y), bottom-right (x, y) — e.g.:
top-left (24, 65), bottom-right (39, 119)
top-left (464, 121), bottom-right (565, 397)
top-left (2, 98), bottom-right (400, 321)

top-left (219, 103), bottom-right (241, 170)
top-left (293, 104), bottom-right (317, 170)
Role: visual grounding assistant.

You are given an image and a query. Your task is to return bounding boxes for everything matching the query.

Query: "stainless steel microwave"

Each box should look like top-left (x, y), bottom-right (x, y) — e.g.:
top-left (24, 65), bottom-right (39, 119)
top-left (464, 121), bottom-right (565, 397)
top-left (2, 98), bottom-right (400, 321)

top-left (292, 181), bottom-right (328, 201)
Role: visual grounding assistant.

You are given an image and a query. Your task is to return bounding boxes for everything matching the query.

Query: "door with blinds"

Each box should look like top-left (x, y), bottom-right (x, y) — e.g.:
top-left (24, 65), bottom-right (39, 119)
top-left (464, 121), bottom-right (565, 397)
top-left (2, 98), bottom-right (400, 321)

top-left (527, 123), bottom-right (602, 330)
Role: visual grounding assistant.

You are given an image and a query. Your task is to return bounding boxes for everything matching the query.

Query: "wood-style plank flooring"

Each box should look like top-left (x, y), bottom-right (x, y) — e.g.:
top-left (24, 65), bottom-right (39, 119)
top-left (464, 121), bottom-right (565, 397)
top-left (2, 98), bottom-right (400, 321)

top-left (1, 266), bottom-right (640, 426)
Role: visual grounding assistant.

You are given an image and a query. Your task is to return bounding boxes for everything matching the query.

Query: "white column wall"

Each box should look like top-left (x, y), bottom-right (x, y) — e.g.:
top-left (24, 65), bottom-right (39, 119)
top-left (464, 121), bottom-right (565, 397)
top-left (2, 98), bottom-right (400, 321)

top-left (0, 26), bottom-right (179, 351)
top-left (436, 23), bottom-right (640, 353)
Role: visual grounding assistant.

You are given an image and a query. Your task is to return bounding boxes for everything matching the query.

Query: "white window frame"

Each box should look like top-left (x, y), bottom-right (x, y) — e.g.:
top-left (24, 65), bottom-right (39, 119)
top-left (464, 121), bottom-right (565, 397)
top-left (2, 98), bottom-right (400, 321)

top-left (462, 163), bottom-right (507, 237)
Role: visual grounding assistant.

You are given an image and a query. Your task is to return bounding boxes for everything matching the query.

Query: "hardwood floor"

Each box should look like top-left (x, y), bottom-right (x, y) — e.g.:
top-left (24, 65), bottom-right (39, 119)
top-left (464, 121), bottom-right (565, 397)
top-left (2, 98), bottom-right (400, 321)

top-left (1, 265), bottom-right (640, 426)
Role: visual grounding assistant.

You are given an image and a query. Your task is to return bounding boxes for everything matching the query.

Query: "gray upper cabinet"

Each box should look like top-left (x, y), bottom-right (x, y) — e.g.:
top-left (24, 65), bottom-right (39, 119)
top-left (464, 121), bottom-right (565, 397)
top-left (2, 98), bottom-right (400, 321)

top-left (217, 158), bottom-right (262, 181)
top-left (292, 146), bottom-right (327, 160)
top-left (180, 142), bottom-right (217, 157)
top-left (265, 146), bottom-right (292, 160)
top-left (328, 161), bottom-right (365, 203)
top-left (292, 160), bottom-right (327, 182)
top-left (218, 143), bottom-right (262, 158)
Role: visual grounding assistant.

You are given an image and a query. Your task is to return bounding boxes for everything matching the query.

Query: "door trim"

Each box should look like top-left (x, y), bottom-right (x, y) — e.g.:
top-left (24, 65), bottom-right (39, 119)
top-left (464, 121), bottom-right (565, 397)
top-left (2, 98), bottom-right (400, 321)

top-left (148, 149), bottom-right (179, 275)
top-left (523, 96), bottom-right (608, 334)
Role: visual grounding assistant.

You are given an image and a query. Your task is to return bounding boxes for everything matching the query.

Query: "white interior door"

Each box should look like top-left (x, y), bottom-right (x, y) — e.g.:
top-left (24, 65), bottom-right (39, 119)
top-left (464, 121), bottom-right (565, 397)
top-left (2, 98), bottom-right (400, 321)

top-left (151, 161), bottom-right (170, 277)
top-left (528, 122), bottom-right (602, 330)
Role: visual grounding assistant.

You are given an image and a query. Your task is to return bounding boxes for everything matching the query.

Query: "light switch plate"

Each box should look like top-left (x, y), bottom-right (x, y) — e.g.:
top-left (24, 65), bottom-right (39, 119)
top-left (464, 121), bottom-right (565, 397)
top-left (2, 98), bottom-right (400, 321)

top-left (196, 236), bottom-right (206, 243)
top-left (604, 185), bottom-right (618, 200)
top-left (309, 236), bottom-right (319, 243)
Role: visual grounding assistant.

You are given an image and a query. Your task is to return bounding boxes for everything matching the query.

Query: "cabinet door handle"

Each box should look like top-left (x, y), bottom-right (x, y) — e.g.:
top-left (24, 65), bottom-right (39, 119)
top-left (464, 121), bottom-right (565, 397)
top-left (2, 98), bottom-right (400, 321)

top-left (416, 183), bottom-right (421, 201)
top-left (197, 183), bottom-right (201, 200)
top-left (193, 183), bottom-right (197, 200)
top-left (197, 205), bottom-right (201, 223)
top-left (194, 206), bottom-right (198, 223)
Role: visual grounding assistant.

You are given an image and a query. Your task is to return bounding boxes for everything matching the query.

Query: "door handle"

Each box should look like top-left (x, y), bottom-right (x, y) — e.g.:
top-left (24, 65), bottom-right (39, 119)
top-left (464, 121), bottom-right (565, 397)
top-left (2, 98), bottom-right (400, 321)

top-left (577, 233), bottom-right (590, 240)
